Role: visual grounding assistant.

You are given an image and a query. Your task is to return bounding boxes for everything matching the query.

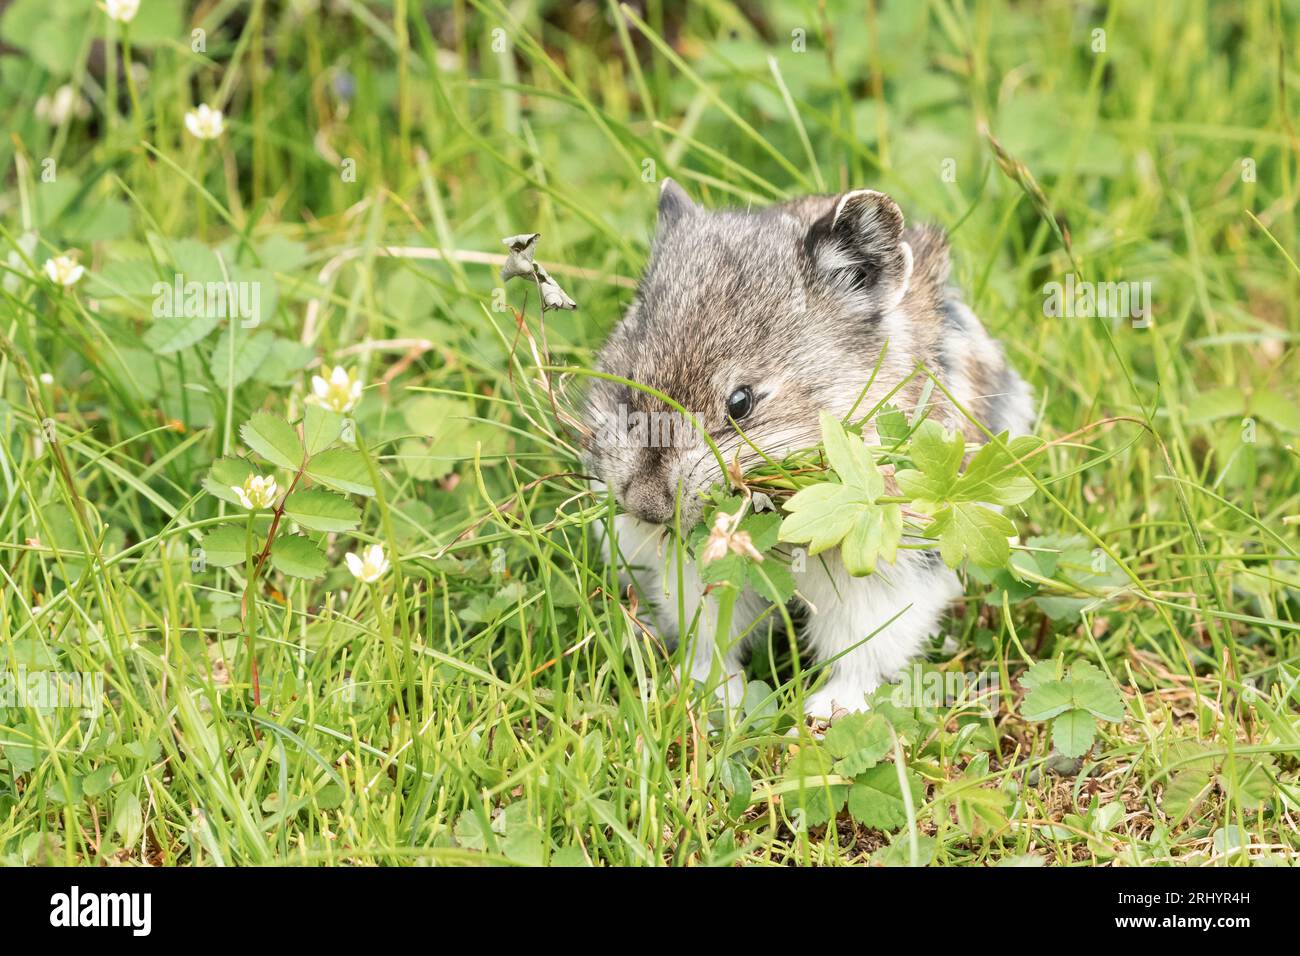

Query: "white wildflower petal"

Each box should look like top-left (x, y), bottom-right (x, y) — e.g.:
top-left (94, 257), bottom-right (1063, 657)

top-left (43, 255), bottom-right (85, 287)
top-left (344, 553), bottom-right (364, 578)
top-left (104, 0), bottom-right (140, 22)
top-left (185, 104), bottom-right (225, 140)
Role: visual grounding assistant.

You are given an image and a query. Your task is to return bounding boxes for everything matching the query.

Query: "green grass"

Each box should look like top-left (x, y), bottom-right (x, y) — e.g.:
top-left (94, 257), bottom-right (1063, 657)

top-left (0, 0), bottom-right (1297, 866)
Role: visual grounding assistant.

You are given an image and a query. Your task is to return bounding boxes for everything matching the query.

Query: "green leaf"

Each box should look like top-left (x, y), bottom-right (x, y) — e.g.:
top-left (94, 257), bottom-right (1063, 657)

top-left (200, 525), bottom-right (248, 568)
top-left (847, 764), bottom-right (923, 831)
top-left (1018, 659), bottom-right (1063, 691)
top-left (1162, 769), bottom-right (1213, 821)
top-left (303, 405), bottom-right (343, 456)
top-left (143, 310), bottom-right (221, 354)
top-left (241, 413), bottom-right (303, 470)
top-left (898, 419), bottom-right (964, 499)
top-left (203, 457), bottom-right (256, 505)
top-left (1051, 709), bottom-right (1097, 758)
top-left (306, 448), bottom-right (375, 496)
top-left (253, 338), bottom-right (316, 386)
top-left (270, 534), bottom-right (327, 579)
top-left (873, 404), bottom-right (910, 449)
top-left (824, 712), bottom-right (893, 777)
top-left (210, 328), bottom-right (272, 388)
top-left (778, 482), bottom-right (867, 554)
top-left (781, 746), bottom-right (847, 827)
top-left (1020, 679), bottom-right (1074, 720)
top-left (873, 832), bottom-right (937, 867)
top-left (1070, 676), bottom-right (1125, 722)
top-left (283, 488), bottom-right (361, 532)
top-left (928, 502), bottom-right (1016, 568)
top-left (819, 410), bottom-right (883, 496)
top-left (718, 759), bottom-right (753, 818)
top-left (841, 502), bottom-right (902, 575)
top-left (1218, 757), bottom-right (1277, 811)
top-left (954, 433), bottom-right (1042, 505)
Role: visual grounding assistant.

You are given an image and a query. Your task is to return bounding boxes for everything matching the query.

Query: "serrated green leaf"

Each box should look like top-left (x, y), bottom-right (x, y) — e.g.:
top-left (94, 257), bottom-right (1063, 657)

top-left (904, 419), bottom-right (964, 488)
top-left (819, 410), bottom-right (883, 496)
top-left (143, 310), bottom-right (221, 354)
top-left (824, 712), bottom-right (892, 776)
top-left (306, 448), bottom-right (375, 496)
top-left (1162, 769), bottom-right (1214, 821)
top-left (1020, 679), bottom-right (1073, 720)
top-left (954, 433), bottom-right (1042, 505)
top-left (1071, 677), bottom-right (1125, 722)
top-left (841, 502), bottom-right (902, 575)
top-left (241, 413), bottom-right (303, 470)
top-left (270, 534), bottom-right (327, 579)
top-left (847, 764), bottom-right (923, 831)
top-left (283, 488), bottom-right (361, 532)
top-left (1051, 708), bottom-right (1096, 758)
top-left (778, 482), bottom-right (867, 554)
top-left (1218, 757), bottom-right (1277, 811)
top-left (781, 746), bottom-right (847, 828)
top-left (303, 405), bottom-right (343, 456)
top-left (200, 525), bottom-right (248, 568)
top-left (928, 502), bottom-right (1016, 568)
top-left (1018, 659), bottom-right (1063, 691)
top-left (873, 404), bottom-right (910, 449)
top-left (873, 832), bottom-right (937, 867)
top-left (210, 328), bottom-right (272, 388)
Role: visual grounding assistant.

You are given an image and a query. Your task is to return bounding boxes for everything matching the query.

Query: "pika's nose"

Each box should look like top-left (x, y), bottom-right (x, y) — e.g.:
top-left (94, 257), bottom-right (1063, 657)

top-left (621, 478), bottom-right (676, 524)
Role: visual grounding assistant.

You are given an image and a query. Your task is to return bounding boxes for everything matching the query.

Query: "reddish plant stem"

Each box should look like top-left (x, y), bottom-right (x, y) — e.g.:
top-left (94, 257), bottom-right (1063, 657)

top-left (240, 459), bottom-right (308, 708)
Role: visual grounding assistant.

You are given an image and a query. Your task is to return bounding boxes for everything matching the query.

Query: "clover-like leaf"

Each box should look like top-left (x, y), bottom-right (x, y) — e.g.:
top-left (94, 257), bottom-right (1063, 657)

top-left (283, 488), bottom-right (361, 532)
top-left (846, 764), bottom-right (923, 831)
top-left (1051, 708), bottom-right (1097, 758)
top-left (303, 404), bottom-right (343, 456)
top-left (269, 534), bottom-right (327, 579)
top-left (824, 711), bottom-right (893, 777)
top-left (200, 525), bottom-right (248, 568)
top-left (240, 412), bottom-right (303, 470)
top-left (306, 447), bottom-right (375, 496)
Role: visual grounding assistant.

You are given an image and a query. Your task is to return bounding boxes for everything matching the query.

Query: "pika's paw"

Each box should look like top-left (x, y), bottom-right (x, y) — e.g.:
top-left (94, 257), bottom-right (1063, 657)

top-left (803, 680), bottom-right (876, 720)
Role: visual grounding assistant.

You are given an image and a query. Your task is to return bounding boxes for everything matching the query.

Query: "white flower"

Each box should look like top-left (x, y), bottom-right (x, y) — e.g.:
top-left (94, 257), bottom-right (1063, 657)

top-left (185, 104), bottom-right (225, 140)
top-left (34, 85), bottom-right (90, 125)
top-left (232, 474), bottom-right (278, 510)
top-left (43, 255), bottom-right (85, 287)
top-left (345, 544), bottom-right (389, 583)
top-left (700, 511), bottom-right (763, 565)
top-left (103, 0), bottom-right (140, 23)
top-left (309, 365), bottom-right (363, 413)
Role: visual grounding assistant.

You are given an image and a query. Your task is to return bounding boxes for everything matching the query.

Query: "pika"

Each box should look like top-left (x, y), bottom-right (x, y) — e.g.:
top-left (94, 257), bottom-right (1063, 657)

top-left (584, 180), bottom-right (1034, 717)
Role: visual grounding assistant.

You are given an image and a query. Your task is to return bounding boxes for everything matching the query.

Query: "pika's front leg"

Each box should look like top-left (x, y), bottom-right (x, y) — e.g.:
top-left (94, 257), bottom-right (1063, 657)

top-left (797, 553), bottom-right (962, 718)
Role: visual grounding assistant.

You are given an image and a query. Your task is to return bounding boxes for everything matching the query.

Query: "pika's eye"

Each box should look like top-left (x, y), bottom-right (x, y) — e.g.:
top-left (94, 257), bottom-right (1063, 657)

top-left (726, 386), bottom-right (754, 421)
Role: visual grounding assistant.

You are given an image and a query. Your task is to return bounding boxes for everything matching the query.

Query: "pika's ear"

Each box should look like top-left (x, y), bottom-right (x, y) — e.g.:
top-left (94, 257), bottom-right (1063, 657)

top-left (656, 178), bottom-right (696, 234)
top-left (806, 189), bottom-right (913, 309)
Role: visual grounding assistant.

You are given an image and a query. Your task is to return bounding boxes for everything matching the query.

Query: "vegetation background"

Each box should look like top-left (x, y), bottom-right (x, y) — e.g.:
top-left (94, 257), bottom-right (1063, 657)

top-left (0, 0), bottom-right (1297, 866)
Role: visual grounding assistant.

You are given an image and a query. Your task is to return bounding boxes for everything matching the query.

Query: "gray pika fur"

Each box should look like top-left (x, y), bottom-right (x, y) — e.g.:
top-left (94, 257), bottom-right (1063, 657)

top-left (584, 179), bottom-right (1034, 716)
